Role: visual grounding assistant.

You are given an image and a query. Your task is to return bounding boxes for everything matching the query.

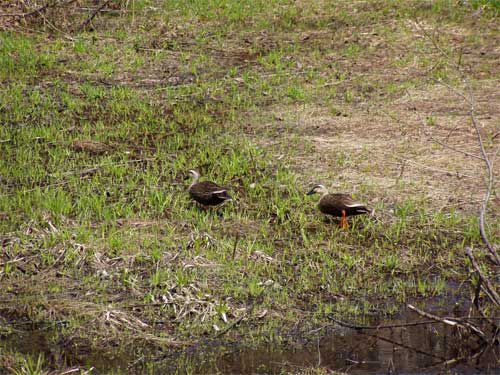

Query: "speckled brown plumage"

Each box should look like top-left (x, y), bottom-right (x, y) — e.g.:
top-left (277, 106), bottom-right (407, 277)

top-left (187, 170), bottom-right (232, 207)
top-left (307, 185), bottom-right (369, 229)
top-left (189, 181), bottom-right (232, 206)
top-left (318, 193), bottom-right (369, 217)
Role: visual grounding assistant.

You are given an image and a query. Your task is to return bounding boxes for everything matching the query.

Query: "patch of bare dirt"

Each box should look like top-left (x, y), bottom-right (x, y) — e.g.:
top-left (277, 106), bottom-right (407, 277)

top-left (254, 80), bottom-right (499, 213)
top-left (72, 140), bottom-right (113, 154)
top-left (243, 10), bottom-right (499, 214)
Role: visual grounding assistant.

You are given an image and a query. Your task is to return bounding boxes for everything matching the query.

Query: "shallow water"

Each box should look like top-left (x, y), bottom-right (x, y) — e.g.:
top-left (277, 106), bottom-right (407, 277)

top-left (189, 296), bottom-right (498, 374)
top-left (210, 317), bottom-right (497, 374)
top-left (2, 303), bottom-right (499, 374)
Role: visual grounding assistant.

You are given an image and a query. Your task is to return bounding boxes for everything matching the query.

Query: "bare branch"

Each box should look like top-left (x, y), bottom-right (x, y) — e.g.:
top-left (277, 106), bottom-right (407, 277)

top-left (0, 2), bottom-right (51, 17)
top-left (466, 247), bottom-right (500, 306)
top-left (329, 316), bottom-right (448, 362)
top-left (364, 330), bottom-right (446, 362)
top-left (404, 88), bottom-right (484, 161)
top-left (328, 316), bottom-right (440, 330)
top-left (427, 136), bottom-right (484, 161)
top-left (421, 64), bottom-right (499, 265)
top-left (77, 0), bottom-right (113, 32)
top-left (215, 314), bottom-right (246, 338)
top-left (408, 304), bottom-right (487, 343)
top-left (467, 94), bottom-right (500, 265)
top-left (429, 346), bottom-right (486, 369)
top-left (0, 0), bottom-right (79, 17)
top-left (392, 156), bottom-right (476, 179)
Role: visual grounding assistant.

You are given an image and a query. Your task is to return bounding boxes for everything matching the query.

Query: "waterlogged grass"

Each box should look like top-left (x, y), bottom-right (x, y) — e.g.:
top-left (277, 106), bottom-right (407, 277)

top-left (1, 0), bottom-right (499, 373)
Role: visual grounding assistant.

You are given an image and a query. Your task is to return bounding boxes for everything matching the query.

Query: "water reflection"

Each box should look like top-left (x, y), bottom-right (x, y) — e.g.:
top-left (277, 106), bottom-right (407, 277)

top-left (210, 312), bottom-right (498, 374)
top-left (2, 304), bottom-right (498, 374)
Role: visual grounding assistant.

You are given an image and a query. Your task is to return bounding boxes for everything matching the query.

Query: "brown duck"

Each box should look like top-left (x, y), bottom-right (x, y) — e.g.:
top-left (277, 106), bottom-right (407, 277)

top-left (187, 170), bottom-right (232, 208)
top-left (307, 184), bottom-right (369, 229)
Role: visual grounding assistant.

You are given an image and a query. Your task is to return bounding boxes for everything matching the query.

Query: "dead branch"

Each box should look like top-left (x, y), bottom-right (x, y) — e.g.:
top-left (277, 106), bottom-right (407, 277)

top-left (426, 79), bottom-right (499, 265)
top-left (328, 316), bottom-right (439, 330)
top-left (471, 272), bottom-right (499, 333)
top-left (0, 2), bottom-right (51, 17)
top-left (410, 23), bottom-right (500, 354)
top-left (232, 234), bottom-right (240, 260)
top-left (328, 316), bottom-right (447, 363)
top-left (77, 0), bottom-right (113, 31)
top-left (466, 247), bottom-right (500, 306)
top-left (402, 38), bottom-right (499, 265)
top-left (468, 98), bottom-right (500, 265)
top-left (215, 313), bottom-right (247, 338)
top-left (431, 79), bottom-right (499, 263)
top-left (403, 88), bottom-right (484, 162)
top-left (392, 156), bottom-right (476, 179)
top-left (426, 136), bottom-right (484, 161)
top-left (364, 330), bottom-right (446, 362)
top-left (408, 304), bottom-right (487, 343)
top-left (427, 345), bottom-right (486, 370)
top-left (0, 0), bottom-right (79, 17)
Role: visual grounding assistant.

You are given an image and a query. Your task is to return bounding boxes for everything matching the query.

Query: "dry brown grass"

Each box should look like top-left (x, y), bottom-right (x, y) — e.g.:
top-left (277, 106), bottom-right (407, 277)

top-left (247, 17), bottom-right (499, 215)
top-left (286, 82), bottom-right (498, 209)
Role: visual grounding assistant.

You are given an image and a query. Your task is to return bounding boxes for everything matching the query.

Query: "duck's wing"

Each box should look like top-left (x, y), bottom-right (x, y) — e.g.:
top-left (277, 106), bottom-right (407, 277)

top-left (190, 181), bottom-right (232, 201)
top-left (332, 193), bottom-right (367, 208)
top-left (320, 194), bottom-right (369, 216)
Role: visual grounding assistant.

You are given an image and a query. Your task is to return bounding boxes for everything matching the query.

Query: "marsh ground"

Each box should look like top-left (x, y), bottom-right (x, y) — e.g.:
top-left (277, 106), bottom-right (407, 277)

top-left (0, 0), bottom-right (499, 373)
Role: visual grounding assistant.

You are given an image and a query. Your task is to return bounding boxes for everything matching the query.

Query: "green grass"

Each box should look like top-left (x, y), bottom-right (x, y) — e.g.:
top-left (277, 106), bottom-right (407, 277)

top-left (1, 0), bottom-right (499, 373)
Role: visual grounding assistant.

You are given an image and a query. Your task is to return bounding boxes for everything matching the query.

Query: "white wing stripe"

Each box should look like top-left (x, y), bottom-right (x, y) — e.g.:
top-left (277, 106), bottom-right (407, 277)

top-left (344, 203), bottom-right (365, 208)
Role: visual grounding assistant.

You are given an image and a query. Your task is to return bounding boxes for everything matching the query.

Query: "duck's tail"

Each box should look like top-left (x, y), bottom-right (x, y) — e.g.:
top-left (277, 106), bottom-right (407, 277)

top-left (213, 190), bottom-right (232, 201)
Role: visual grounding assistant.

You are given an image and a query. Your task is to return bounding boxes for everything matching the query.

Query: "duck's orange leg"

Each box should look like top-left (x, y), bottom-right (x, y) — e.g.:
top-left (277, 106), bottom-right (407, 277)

top-left (340, 210), bottom-right (349, 229)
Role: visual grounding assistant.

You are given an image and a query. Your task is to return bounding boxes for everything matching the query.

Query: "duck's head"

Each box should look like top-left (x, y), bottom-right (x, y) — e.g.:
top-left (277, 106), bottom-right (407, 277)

top-left (306, 184), bottom-right (328, 196)
top-left (187, 169), bottom-right (200, 181)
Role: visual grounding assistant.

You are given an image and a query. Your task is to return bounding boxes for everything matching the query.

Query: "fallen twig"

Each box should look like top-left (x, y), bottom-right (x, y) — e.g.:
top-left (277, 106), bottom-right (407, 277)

top-left (408, 304), bottom-right (487, 343)
top-left (232, 234), bottom-right (240, 260)
top-left (425, 344), bottom-right (487, 370)
top-left (328, 314), bottom-right (492, 366)
top-left (466, 247), bottom-right (500, 306)
top-left (392, 156), bottom-right (475, 179)
top-left (404, 88), bottom-right (484, 162)
top-left (468, 98), bottom-right (500, 265)
top-left (365, 330), bottom-right (445, 362)
top-left (77, 0), bottom-right (113, 31)
top-left (215, 313), bottom-right (247, 338)
top-left (0, 2), bottom-right (51, 17)
top-left (437, 76), bottom-right (500, 265)
top-left (0, 0), bottom-right (79, 18)
top-left (328, 316), bottom-right (439, 330)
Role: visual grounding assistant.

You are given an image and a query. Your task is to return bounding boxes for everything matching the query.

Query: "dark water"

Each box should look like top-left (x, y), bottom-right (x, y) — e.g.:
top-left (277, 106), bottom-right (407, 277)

top-left (1, 326), bottom-right (129, 371)
top-left (210, 318), bottom-right (498, 374)
top-left (192, 297), bottom-right (499, 374)
top-left (2, 304), bottom-right (499, 374)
